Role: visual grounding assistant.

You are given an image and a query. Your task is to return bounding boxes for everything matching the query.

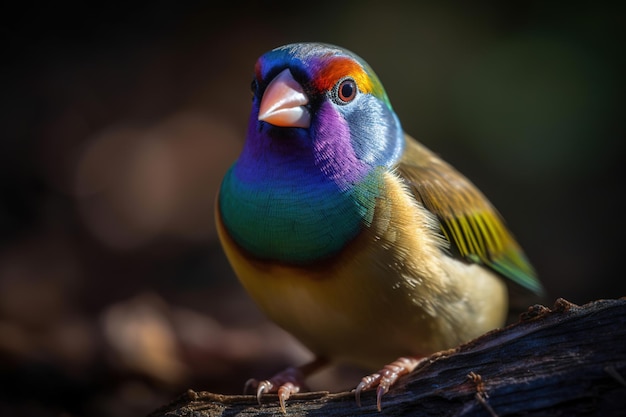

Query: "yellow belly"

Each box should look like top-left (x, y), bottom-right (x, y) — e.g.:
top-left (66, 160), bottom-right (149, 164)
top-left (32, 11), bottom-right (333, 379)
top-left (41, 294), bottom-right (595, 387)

top-left (215, 172), bottom-right (508, 369)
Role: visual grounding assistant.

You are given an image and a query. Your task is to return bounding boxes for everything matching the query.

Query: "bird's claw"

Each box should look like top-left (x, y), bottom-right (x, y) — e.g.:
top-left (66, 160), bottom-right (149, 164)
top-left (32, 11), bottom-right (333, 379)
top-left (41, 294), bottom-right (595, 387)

top-left (244, 367), bottom-right (305, 413)
top-left (247, 379), bottom-right (274, 405)
top-left (277, 382), bottom-right (300, 413)
top-left (355, 372), bottom-right (381, 407)
top-left (354, 357), bottom-right (422, 411)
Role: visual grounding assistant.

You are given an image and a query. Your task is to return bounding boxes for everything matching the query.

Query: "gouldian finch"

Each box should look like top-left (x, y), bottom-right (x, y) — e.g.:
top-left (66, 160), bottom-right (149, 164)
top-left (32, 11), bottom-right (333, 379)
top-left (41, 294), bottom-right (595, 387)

top-left (215, 42), bottom-right (544, 412)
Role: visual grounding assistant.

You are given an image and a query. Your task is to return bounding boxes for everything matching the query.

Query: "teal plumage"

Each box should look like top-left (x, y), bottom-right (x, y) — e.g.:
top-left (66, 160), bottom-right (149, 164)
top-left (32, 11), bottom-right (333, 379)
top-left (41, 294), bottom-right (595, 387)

top-left (215, 42), bottom-right (544, 412)
top-left (219, 163), bottom-right (383, 262)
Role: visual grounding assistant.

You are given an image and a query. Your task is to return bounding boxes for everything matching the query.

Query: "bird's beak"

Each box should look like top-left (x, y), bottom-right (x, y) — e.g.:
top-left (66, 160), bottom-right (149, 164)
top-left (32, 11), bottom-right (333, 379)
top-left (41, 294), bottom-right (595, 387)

top-left (258, 68), bottom-right (311, 128)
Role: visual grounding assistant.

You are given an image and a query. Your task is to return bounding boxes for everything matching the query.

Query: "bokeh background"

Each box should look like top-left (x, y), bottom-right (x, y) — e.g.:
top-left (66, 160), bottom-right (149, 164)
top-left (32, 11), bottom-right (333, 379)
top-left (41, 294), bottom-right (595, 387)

top-left (1, 1), bottom-right (624, 416)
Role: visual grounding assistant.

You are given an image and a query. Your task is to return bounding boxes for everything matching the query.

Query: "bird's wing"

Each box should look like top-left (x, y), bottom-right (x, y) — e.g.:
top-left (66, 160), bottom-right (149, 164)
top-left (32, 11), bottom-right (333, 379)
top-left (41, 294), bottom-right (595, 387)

top-left (395, 134), bottom-right (543, 295)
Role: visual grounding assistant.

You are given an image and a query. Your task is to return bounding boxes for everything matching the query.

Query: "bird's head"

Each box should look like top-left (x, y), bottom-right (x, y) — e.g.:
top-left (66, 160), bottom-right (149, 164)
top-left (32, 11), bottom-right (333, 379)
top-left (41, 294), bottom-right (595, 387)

top-left (244, 42), bottom-right (405, 188)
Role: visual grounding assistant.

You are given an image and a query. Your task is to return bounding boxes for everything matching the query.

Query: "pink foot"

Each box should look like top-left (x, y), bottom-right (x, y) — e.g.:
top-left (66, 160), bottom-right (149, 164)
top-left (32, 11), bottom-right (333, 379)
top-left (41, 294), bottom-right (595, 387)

top-left (355, 356), bottom-right (423, 411)
top-left (244, 358), bottom-right (328, 413)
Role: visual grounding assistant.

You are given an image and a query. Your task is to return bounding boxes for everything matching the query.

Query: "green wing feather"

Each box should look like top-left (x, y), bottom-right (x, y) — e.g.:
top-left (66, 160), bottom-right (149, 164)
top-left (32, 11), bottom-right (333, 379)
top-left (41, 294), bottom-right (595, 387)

top-left (396, 135), bottom-right (544, 295)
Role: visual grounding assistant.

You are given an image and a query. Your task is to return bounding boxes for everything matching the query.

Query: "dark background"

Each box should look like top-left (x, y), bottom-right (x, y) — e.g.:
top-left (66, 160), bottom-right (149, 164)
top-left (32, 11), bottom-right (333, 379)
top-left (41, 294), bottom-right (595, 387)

top-left (1, 1), bottom-right (624, 416)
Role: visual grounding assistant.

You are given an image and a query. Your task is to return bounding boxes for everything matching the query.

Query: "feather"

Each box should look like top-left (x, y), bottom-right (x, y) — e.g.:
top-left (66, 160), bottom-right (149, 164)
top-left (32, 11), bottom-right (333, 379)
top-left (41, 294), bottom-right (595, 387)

top-left (396, 134), bottom-right (543, 295)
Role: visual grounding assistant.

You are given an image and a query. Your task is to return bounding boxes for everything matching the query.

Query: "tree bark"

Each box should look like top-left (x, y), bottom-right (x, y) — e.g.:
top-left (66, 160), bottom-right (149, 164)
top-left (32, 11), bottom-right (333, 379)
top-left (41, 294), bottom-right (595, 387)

top-left (147, 298), bottom-right (626, 416)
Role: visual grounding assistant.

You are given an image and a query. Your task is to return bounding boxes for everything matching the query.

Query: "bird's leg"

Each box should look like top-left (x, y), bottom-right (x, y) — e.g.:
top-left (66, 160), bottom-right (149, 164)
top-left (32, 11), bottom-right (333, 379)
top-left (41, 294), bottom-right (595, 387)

top-left (244, 357), bottom-right (329, 413)
top-left (355, 356), bottom-right (424, 411)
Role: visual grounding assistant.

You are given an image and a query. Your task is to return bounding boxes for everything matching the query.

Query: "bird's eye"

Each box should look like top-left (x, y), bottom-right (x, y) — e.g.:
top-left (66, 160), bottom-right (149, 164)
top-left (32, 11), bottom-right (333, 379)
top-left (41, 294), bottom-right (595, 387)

top-left (250, 78), bottom-right (259, 96)
top-left (333, 78), bottom-right (357, 104)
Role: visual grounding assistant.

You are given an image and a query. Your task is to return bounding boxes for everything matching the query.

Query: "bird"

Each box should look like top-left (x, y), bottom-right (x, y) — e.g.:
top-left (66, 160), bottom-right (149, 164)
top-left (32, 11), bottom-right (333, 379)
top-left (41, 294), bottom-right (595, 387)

top-left (215, 42), bottom-right (544, 413)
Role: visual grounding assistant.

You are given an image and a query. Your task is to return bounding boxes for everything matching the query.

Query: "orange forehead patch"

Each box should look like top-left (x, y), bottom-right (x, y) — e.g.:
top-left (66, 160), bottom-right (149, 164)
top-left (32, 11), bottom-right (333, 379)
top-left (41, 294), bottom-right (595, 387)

top-left (313, 57), bottom-right (374, 94)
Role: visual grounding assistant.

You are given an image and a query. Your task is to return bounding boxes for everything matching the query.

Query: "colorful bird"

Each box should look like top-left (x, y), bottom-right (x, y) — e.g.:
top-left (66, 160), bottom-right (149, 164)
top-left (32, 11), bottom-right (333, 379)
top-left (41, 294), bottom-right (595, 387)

top-left (215, 42), bottom-right (544, 412)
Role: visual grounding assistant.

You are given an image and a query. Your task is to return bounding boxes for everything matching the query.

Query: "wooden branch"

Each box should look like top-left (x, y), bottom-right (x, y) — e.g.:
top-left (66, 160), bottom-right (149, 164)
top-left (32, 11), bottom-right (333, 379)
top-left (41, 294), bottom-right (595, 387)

top-left (147, 298), bottom-right (626, 416)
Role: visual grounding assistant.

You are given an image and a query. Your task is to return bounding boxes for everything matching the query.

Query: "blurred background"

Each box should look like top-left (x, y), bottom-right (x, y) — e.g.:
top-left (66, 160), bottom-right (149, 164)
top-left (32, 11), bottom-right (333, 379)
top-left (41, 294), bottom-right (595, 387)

top-left (1, 1), bottom-right (624, 416)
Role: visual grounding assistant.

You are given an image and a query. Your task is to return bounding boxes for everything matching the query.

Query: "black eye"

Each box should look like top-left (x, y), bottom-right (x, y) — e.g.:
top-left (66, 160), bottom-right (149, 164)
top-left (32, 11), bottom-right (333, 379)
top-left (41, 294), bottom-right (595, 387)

top-left (334, 78), bottom-right (357, 104)
top-left (250, 78), bottom-right (259, 96)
